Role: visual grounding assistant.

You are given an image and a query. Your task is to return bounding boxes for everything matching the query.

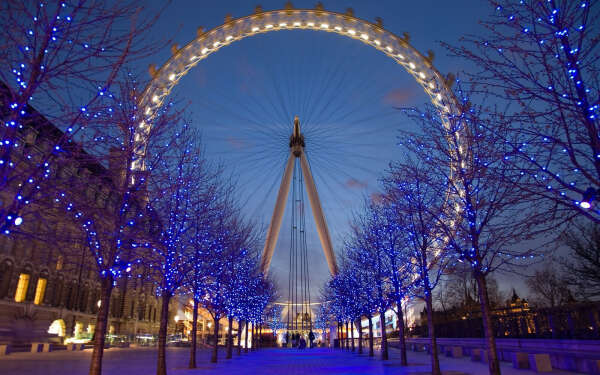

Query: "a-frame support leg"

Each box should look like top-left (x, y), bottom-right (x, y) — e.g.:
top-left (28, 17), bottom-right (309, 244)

top-left (260, 152), bottom-right (295, 273)
top-left (299, 153), bottom-right (338, 274)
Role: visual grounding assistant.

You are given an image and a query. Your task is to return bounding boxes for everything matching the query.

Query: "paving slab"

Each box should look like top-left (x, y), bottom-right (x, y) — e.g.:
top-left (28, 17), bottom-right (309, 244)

top-left (0, 345), bottom-right (583, 375)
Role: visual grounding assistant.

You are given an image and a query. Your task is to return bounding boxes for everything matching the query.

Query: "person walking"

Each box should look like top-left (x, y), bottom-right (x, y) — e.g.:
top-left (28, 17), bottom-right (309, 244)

top-left (299, 336), bottom-right (306, 349)
top-left (308, 331), bottom-right (315, 348)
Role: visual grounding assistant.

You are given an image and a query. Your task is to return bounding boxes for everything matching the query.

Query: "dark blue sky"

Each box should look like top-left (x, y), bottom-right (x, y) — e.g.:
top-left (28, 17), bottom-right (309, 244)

top-left (146, 1), bottom-right (497, 301)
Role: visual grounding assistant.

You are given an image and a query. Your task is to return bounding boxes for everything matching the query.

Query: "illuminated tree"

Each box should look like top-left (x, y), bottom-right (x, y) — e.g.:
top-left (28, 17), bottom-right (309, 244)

top-left (0, 4), bottom-right (167, 372)
top-left (223, 222), bottom-right (267, 358)
top-left (327, 264), bottom-right (355, 351)
top-left (0, 0), bottom-right (166, 240)
top-left (449, 0), bottom-right (600, 222)
top-left (198, 204), bottom-right (266, 362)
top-left (356, 203), bottom-right (394, 360)
top-left (367, 201), bottom-right (413, 365)
top-left (323, 274), bottom-right (347, 349)
top-left (334, 205), bottom-right (393, 360)
top-left (253, 275), bottom-right (277, 350)
top-left (145, 121), bottom-right (212, 375)
top-left (53, 77), bottom-right (182, 375)
top-left (396, 83), bottom-right (544, 375)
top-left (185, 163), bottom-right (228, 368)
top-left (265, 303), bottom-right (285, 341)
top-left (383, 160), bottom-right (449, 375)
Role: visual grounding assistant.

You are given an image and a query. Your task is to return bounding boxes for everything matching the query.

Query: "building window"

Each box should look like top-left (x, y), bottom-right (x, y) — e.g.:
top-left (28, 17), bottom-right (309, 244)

top-left (14, 273), bottom-right (30, 302)
top-left (34, 277), bottom-right (47, 305)
top-left (56, 255), bottom-right (63, 271)
top-left (0, 260), bottom-right (13, 298)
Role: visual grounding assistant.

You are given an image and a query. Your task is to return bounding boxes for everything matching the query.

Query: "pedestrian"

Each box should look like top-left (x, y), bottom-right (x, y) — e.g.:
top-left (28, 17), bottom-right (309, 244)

top-left (299, 336), bottom-right (306, 349)
top-left (308, 330), bottom-right (315, 348)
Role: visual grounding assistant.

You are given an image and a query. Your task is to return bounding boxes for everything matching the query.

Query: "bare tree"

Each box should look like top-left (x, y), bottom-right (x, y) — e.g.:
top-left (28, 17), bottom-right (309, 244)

top-left (527, 263), bottom-right (572, 308)
top-left (560, 221), bottom-right (600, 299)
top-left (437, 269), bottom-right (506, 318)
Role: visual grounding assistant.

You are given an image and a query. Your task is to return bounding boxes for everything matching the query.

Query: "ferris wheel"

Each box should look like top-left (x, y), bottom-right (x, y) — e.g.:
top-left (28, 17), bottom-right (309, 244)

top-left (136, 3), bottom-right (461, 324)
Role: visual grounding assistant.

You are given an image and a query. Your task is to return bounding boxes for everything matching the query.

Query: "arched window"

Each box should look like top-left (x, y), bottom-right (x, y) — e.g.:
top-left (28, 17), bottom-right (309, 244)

top-left (90, 288), bottom-right (99, 314)
top-left (52, 275), bottom-right (64, 307)
top-left (34, 270), bottom-right (49, 305)
top-left (79, 283), bottom-right (89, 312)
top-left (138, 296), bottom-right (146, 321)
top-left (0, 260), bottom-right (13, 298)
top-left (14, 265), bottom-right (32, 303)
top-left (56, 255), bottom-right (63, 271)
top-left (110, 295), bottom-right (119, 318)
top-left (65, 280), bottom-right (76, 310)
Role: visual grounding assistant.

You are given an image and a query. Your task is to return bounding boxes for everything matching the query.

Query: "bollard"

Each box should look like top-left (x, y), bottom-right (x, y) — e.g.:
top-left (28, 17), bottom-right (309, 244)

top-left (512, 352), bottom-right (529, 369)
top-left (471, 348), bottom-right (488, 362)
top-left (529, 353), bottom-right (552, 373)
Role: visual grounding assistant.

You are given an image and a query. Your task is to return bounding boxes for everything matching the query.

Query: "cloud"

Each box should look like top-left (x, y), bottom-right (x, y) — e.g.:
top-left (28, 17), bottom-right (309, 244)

top-left (226, 136), bottom-right (249, 150)
top-left (383, 86), bottom-right (421, 107)
top-left (236, 58), bottom-right (265, 94)
top-left (370, 192), bottom-right (385, 204)
top-left (345, 178), bottom-right (367, 189)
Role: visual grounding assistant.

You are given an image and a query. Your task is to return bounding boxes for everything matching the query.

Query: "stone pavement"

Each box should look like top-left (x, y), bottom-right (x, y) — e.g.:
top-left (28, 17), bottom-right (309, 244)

top-left (0, 346), bottom-right (581, 375)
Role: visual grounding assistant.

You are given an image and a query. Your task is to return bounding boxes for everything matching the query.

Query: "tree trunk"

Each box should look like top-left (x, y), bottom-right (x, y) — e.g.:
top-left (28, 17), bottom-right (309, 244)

top-left (259, 325), bottom-right (262, 349)
top-left (396, 302), bottom-right (408, 366)
top-left (350, 320), bottom-right (355, 351)
top-left (237, 320), bottom-right (243, 355)
top-left (244, 321), bottom-right (249, 353)
top-left (211, 316), bottom-right (219, 363)
top-left (337, 322), bottom-right (341, 349)
top-left (251, 323), bottom-right (255, 351)
top-left (344, 321), bottom-right (350, 350)
top-left (357, 318), bottom-right (363, 354)
top-left (189, 299), bottom-right (199, 368)
top-left (475, 273), bottom-right (501, 375)
top-left (226, 316), bottom-right (233, 359)
top-left (368, 315), bottom-right (374, 357)
top-left (425, 293), bottom-right (441, 375)
top-left (255, 324), bottom-right (259, 350)
top-left (156, 292), bottom-right (172, 375)
top-left (380, 310), bottom-right (388, 360)
top-left (88, 275), bottom-right (113, 375)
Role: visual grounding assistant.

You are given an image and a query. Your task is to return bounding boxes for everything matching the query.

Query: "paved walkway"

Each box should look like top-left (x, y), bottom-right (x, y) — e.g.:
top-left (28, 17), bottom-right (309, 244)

top-left (0, 346), bottom-right (581, 375)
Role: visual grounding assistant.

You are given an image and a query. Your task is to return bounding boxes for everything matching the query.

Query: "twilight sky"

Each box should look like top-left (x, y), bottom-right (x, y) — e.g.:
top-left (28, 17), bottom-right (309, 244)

top-left (145, 0), bottom-right (495, 302)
